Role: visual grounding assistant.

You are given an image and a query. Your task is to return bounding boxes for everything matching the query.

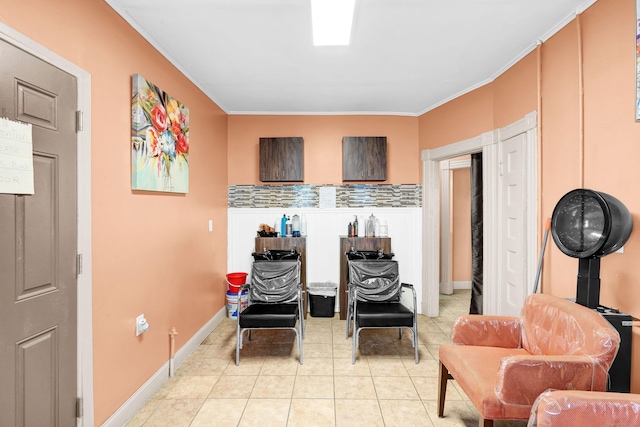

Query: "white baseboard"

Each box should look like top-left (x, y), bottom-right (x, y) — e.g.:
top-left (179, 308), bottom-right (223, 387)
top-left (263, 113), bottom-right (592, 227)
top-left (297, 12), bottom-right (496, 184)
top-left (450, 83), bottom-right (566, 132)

top-left (101, 307), bottom-right (227, 427)
top-left (453, 281), bottom-right (472, 290)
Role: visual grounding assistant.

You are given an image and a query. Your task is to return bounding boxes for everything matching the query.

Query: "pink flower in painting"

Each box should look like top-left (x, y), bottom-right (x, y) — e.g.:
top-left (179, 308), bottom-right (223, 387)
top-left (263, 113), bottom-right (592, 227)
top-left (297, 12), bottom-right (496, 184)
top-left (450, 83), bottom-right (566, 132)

top-left (170, 120), bottom-right (182, 138)
top-left (151, 104), bottom-right (168, 132)
top-left (176, 133), bottom-right (189, 154)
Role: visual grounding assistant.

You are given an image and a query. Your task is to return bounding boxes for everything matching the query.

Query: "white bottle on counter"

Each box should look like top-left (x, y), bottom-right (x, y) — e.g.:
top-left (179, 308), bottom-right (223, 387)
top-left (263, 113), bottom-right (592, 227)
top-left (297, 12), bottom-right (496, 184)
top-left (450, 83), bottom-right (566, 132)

top-left (301, 214), bottom-right (307, 236)
top-left (379, 219), bottom-right (388, 237)
top-left (285, 216), bottom-right (292, 237)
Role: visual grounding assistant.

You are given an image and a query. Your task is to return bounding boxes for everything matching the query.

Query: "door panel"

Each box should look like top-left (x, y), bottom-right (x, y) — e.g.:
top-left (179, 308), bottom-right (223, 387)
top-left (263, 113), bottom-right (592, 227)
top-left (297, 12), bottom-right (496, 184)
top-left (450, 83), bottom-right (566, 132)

top-left (499, 133), bottom-right (527, 316)
top-left (0, 38), bottom-right (77, 427)
top-left (16, 327), bottom-right (58, 427)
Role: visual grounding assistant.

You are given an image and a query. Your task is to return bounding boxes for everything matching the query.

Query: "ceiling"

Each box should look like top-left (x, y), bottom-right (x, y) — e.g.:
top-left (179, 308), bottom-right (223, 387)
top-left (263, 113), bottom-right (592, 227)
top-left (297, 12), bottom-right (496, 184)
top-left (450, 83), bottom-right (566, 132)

top-left (106, 0), bottom-right (596, 116)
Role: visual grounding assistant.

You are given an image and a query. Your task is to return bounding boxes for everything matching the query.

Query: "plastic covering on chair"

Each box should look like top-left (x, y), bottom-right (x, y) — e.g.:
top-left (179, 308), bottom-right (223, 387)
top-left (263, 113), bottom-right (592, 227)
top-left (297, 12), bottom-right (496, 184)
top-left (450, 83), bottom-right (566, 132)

top-left (528, 389), bottom-right (640, 427)
top-left (236, 260), bottom-right (304, 365)
top-left (438, 293), bottom-right (621, 427)
top-left (346, 259), bottom-right (418, 364)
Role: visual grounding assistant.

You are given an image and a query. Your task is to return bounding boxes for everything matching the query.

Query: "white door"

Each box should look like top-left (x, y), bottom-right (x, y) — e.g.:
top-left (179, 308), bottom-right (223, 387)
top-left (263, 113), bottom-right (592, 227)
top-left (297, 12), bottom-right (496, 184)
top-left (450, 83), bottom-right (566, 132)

top-left (498, 133), bottom-right (528, 316)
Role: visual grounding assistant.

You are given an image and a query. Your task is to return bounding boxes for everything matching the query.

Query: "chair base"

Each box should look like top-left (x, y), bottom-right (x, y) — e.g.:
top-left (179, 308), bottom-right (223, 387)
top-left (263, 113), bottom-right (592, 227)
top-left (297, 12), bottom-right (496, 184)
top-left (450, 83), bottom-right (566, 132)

top-left (236, 326), bottom-right (303, 366)
top-left (352, 325), bottom-right (419, 365)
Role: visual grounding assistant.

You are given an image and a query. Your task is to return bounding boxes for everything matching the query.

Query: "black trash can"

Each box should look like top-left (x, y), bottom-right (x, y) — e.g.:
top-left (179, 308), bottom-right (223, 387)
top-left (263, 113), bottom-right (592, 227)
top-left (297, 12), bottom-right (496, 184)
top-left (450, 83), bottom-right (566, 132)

top-left (308, 282), bottom-right (337, 317)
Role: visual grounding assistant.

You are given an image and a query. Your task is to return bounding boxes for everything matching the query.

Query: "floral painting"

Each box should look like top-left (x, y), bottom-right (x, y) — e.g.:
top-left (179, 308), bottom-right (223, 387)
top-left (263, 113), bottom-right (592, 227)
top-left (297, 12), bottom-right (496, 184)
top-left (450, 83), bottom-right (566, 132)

top-left (132, 74), bottom-right (189, 193)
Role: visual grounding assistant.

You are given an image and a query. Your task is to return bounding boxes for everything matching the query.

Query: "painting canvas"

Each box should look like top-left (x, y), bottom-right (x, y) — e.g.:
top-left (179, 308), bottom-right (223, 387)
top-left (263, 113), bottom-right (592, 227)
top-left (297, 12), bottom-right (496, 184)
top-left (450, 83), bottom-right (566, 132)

top-left (132, 74), bottom-right (189, 193)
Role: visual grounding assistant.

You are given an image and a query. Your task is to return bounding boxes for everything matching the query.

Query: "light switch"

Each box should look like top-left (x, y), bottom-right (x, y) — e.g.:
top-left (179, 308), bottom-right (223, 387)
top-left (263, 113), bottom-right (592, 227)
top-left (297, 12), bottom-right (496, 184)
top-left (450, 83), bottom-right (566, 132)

top-left (208, 219), bottom-right (213, 232)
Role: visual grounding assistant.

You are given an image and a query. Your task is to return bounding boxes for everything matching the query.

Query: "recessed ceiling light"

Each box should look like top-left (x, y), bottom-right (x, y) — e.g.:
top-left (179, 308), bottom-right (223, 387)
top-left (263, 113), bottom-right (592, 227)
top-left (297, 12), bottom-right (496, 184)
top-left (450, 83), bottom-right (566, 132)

top-left (311, 0), bottom-right (356, 46)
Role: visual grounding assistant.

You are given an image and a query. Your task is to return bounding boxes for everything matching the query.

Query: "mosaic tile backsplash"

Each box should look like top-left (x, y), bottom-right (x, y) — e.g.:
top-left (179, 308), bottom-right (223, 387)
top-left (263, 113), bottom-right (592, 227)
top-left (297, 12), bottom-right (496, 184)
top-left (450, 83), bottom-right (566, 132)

top-left (228, 184), bottom-right (422, 208)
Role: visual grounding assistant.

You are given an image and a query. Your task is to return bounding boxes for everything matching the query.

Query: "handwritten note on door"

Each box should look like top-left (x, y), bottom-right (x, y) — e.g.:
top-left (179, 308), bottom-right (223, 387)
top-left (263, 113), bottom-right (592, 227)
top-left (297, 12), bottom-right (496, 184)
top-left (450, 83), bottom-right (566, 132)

top-left (0, 118), bottom-right (34, 194)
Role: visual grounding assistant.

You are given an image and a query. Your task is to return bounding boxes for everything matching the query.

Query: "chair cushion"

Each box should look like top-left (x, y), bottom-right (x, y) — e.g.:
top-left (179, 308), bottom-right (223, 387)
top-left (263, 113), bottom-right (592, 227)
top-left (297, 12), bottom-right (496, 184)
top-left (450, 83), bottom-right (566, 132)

top-left (439, 344), bottom-right (531, 420)
top-left (355, 302), bottom-right (413, 328)
top-left (239, 303), bottom-right (299, 329)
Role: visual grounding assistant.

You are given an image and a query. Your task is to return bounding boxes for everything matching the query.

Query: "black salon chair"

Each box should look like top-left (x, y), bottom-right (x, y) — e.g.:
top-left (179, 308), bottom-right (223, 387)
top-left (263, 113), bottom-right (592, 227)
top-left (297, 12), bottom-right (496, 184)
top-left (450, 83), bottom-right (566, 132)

top-left (344, 249), bottom-right (394, 339)
top-left (346, 259), bottom-right (418, 364)
top-left (236, 259), bottom-right (304, 365)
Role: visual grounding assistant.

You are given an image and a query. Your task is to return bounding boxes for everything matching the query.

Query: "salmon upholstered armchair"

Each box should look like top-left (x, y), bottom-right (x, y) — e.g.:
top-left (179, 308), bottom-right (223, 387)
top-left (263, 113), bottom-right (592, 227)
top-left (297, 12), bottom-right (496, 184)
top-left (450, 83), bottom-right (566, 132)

top-left (528, 389), bottom-right (640, 426)
top-left (438, 293), bottom-right (620, 427)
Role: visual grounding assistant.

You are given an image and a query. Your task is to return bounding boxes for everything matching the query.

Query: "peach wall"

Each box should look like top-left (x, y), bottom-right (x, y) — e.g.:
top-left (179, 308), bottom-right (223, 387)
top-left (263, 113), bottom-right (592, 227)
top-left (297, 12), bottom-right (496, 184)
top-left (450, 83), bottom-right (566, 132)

top-left (452, 168), bottom-right (472, 282)
top-left (228, 115), bottom-right (420, 185)
top-left (493, 51), bottom-right (538, 129)
top-left (418, 84), bottom-right (494, 152)
top-left (0, 0), bottom-right (228, 423)
top-left (418, 51), bottom-right (538, 152)
top-left (538, 20), bottom-right (584, 297)
top-left (581, 0), bottom-right (640, 312)
top-left (420, 0), bottom-right (640, 392)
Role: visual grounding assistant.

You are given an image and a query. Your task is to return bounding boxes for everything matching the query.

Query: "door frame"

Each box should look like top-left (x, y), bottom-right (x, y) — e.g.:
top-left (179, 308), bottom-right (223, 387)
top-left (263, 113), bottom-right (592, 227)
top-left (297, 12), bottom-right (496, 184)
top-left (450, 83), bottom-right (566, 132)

top-left (0, 23), bottom-right (94, 426)
top-left (421, 111), bottom-right (537, 317)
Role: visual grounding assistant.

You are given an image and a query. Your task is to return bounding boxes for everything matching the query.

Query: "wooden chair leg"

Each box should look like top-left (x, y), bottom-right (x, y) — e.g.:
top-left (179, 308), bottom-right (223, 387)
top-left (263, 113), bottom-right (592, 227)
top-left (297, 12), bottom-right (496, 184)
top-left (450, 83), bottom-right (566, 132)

top-left (438, 361), bottom-right (449, 417)
top-left (479, 416), bottom-right (493, 427)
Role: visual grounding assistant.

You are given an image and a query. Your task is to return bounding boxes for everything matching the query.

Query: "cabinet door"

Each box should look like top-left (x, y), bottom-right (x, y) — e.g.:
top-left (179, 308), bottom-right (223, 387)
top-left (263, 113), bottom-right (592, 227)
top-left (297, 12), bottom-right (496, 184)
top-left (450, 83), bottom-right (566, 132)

top-left (364, 137), bottom-right (387, 181)
top-left (342, 136), bottom-right (386, 181)
top-left (342, 137), bottom-right (367, 180)
top-left (259, 137), bottom-right (303, 182)
top-left (259, 138), bottom-right (279, 181)
top-left (280, 137), bottom-right (303, 181)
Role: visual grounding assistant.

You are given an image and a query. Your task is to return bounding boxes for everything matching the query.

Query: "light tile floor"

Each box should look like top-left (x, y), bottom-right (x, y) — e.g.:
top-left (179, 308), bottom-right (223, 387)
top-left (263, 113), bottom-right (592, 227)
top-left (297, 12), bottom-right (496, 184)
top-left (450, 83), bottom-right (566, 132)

top-left (126, 290), bottom-right (528, 426)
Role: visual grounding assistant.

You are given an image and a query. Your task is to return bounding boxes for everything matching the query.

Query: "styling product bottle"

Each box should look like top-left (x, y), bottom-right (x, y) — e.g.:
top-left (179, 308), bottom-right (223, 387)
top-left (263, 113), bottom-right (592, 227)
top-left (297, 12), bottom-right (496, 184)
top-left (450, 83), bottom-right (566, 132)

top-left (379, 219), bottom-right (388, 237)
top-left (353, 216), bottom-right (358, 237)
top-left (300, 214), bottom-right (307, 236)
top-left (285, 216), bottom-right (292, 236)
top-left (292, 214), bottom-right (300, 237)
top-left (365, 213), bottom-right (376, 237)
top-left (348, 222), bottom-right (353, 237)
top-left (280, 214), bottom-right (287, 237)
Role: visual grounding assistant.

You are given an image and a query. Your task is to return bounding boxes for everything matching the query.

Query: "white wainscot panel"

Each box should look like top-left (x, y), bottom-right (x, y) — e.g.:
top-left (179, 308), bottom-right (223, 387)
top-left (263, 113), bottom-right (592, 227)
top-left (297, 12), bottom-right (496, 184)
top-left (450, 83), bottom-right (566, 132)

top-left (228, 208), bottom-right (423, 314)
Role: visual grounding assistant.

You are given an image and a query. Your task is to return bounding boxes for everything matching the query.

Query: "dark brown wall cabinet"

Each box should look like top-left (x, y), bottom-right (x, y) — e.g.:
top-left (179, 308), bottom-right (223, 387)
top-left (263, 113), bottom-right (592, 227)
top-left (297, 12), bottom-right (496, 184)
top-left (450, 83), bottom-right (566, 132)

top-left (259, 137), bottom-right (303, 182)
top-left (342, 136), bottom-right (387, 181)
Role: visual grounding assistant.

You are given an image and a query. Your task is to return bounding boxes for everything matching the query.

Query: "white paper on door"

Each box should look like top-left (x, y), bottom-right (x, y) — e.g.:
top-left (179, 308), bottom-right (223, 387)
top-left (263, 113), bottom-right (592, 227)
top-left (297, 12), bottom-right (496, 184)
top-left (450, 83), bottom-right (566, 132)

top-left (0, 117), bottom-right (34, 195)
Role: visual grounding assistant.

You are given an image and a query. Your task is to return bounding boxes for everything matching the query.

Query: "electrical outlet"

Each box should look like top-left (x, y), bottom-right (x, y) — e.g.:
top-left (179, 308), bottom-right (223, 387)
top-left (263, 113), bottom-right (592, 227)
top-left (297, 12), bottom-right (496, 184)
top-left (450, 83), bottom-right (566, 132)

top-left (136, 314), bottom-right (149, 336)
top-left (208, 219), bottom-right (213, 232)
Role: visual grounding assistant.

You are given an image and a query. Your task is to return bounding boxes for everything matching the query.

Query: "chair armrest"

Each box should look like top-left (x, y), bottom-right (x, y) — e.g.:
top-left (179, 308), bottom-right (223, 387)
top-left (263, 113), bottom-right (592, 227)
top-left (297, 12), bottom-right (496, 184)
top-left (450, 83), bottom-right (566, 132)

top-left (497, 355), bottom-right (610, 406)
top-left (451, 315), bottom-right (521, 347)
top-left (400, 283), bottom-right (417, 313)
